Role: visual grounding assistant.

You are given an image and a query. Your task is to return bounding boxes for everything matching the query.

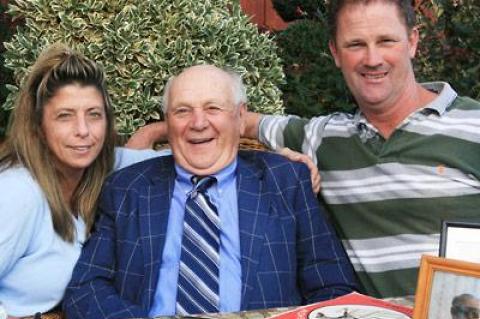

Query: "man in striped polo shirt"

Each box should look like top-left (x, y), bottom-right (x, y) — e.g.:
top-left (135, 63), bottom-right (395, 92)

top-left (244, 0), bottom-right (480, 303)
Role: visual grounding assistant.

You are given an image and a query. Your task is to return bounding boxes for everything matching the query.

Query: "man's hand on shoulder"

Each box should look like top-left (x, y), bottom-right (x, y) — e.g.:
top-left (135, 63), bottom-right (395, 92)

top-left (126, 122), bottom-right (168, 149)
top-left (277, 147), bottom-right (320, 194)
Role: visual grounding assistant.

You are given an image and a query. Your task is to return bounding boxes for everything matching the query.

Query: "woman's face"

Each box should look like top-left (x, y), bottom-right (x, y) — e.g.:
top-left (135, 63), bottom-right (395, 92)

top-left (41, 84), bottom-right (107, 179)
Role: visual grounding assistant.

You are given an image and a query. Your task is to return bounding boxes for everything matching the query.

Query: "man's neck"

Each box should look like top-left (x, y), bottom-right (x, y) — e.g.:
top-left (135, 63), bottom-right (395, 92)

top-left (361, 83), bottom-right (438, 139)
top-left (175, 158), bottom-right (237, 188)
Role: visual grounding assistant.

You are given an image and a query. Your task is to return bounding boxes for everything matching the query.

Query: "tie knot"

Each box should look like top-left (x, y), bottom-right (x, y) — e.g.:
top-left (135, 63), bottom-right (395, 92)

top-left (190, 175), bottom-right (216, 196)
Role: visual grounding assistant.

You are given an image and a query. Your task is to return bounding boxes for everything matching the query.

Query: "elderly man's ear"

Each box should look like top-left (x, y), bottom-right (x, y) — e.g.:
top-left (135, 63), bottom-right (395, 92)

top-left (238, 103), bottom-right (247, 137)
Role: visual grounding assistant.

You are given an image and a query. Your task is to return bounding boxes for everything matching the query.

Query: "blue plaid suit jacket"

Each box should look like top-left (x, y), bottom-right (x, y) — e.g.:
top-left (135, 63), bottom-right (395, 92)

top-left (64, 151), bottom-right (356, 319)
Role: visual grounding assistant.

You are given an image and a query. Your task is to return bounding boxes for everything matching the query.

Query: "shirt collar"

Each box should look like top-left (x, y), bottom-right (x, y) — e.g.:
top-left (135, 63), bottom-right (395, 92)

top-left (419, 81), bottom-right (457, 115)
top-left (174, 159), bottom-right (238, 191)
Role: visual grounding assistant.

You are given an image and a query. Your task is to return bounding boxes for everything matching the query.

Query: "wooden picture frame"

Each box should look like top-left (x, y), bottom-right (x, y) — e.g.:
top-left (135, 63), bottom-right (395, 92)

top-left (439, 219), bottom-right (480, 263)
top-left (413, 255), bottom-right (480, 319)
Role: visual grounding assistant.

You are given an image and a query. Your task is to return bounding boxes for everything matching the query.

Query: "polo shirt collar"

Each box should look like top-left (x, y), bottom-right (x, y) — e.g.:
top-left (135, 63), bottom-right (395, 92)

top-left (174, 159), bottom-right (237, 190)
top-left (420, 81), bottom-right (457, 115)
top-left (353, 81), bottom-right (458, 132)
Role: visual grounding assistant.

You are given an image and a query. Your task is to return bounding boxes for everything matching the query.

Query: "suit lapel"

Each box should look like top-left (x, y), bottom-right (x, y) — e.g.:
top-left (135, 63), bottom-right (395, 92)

top-left (236, 153), bottom-right (271, 309)
top-left (139, 156), bottom-right (176, 310)
top-left (137, 153), bottom-right (272, 309)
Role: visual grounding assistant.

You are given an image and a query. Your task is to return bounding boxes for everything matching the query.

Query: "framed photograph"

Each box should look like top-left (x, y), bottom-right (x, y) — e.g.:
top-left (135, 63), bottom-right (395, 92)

top-left (413, 255), bottom-right (480, 319)
top-left (439, 219), bottom-right (480, 263)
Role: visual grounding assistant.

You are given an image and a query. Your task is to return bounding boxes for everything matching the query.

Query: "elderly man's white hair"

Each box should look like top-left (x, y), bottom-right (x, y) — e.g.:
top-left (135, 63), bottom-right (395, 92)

top-left (161, 64), bottom-right (247, 114)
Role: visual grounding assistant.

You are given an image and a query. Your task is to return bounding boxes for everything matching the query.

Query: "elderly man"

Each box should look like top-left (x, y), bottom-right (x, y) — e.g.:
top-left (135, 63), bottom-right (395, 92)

top-left (451, 294), bottom-right (480, 319)
top-left (63, 65), bottom-right (356, 319)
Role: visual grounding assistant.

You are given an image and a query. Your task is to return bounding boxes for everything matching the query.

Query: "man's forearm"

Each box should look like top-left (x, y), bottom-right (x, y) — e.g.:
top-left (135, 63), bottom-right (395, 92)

top-left (126, 122), bottom-right (168, 149)
top-left (243, 112), bottom-right (262, 139)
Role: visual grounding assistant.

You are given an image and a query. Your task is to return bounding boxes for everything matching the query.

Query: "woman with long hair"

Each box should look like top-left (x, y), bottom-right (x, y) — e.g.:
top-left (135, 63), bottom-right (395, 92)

top-left (0, 43), bottom-right (166, 318)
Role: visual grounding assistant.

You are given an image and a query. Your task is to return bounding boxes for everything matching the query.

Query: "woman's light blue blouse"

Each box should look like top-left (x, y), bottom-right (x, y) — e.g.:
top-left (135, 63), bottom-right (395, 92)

top-left (0, 147), bottom-right (169, 316)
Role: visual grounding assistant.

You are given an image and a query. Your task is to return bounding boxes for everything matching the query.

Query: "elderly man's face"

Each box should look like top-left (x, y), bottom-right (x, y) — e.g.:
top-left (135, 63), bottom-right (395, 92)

top-left (166, 65), bottom-right (246, 176)
top-left (328, 1), bottom-right (418, 114)
top-left (452, 298), bottom-right (480, 319)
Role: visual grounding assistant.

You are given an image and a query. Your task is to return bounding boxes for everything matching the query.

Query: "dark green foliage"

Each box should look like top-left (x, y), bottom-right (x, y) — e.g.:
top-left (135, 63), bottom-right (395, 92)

top-left (0, 2), bottom-right (15, 138)
top-left (275, 19), bottom-right (353, 117)
top-left (272, 0), bottom-right (326, 22)
top-left (414, 0), bottom-right (480, 100)
top-left (272, 0), bottom-right (354, 117)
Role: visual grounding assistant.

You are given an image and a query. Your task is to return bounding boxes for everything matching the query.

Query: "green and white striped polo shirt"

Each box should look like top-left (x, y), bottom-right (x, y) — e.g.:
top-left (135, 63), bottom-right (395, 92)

top-left (259, 82), bottom-right (480, 299)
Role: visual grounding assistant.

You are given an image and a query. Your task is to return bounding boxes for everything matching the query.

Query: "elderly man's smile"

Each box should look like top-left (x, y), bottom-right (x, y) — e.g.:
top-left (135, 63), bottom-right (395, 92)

top-left (188, 137), bottom-right (215, 145)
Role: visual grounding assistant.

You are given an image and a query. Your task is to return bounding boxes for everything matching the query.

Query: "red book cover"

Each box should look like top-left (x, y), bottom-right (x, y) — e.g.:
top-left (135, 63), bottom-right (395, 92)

top-left (266, 292), bottom-right (413, 319)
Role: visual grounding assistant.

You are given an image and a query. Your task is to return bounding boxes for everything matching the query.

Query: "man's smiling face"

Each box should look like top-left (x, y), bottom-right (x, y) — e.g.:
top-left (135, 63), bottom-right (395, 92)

top-left (328, 1), bottom-right (419, 114)
top-left (166, 65), bottom-right (246, 176)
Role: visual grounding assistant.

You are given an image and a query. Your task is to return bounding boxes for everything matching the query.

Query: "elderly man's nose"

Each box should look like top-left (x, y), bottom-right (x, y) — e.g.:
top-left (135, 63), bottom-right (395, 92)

top-left (190, 109), bottom-right (208, 129)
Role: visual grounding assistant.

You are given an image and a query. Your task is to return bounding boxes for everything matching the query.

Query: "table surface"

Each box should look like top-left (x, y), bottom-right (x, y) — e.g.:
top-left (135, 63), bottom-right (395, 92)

top-left (154, 307), bottom-right (292, 319)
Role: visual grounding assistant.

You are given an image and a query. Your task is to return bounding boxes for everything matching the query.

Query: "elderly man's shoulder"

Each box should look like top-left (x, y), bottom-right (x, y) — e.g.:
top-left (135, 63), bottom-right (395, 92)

top-left (239, 150), bottom-right (309, 177)
top-left (106, 155), bottom-right (174, 187)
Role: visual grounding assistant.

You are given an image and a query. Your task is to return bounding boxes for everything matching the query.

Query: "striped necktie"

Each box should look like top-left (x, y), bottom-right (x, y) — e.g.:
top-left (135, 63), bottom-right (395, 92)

top-left (176, 175), bottom-right (220, 315)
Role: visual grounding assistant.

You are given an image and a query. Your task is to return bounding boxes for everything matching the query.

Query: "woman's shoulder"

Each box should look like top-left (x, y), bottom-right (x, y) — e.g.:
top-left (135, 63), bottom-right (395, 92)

top-left (0, 165), bottom-right (46, 212)
top-left (0, 165), bottom-right (38, 187)
top-left (0, 166), bottom-right (49, 268)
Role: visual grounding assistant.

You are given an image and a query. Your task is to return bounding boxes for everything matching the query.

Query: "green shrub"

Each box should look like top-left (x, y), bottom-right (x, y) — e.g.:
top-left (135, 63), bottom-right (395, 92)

top-left (273, 1), bottom-right (353, 117)
top-left (275, 19), bottom-right (353, 117)
top-left (2, 0), bottom-right (285, 135)
top-left (414, 0), bottom-right (480, 100)
top-left (0, 2), bottom-right (16, 138)
top-left (272, 0), bottom-right (326, 22)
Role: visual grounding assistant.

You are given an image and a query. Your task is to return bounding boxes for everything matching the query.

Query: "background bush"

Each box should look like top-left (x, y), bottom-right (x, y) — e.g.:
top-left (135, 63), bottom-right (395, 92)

top-left (0, 1), bottom-right (15, 138)
top-left (275, 18), bottom-right (352, 118)
top-left (2, 0), bottom-right (478, 137)
top-left (414, 0), bottom-right (480, 98)
top-left (272, 0), bottom-right (480, 118)
top-left (2, 0), bottom-right (285, 136)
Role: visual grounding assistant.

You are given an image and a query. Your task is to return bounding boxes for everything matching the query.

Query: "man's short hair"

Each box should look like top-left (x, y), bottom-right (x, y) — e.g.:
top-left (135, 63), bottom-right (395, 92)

top-left (327, 0), bottom-right (417, 40)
